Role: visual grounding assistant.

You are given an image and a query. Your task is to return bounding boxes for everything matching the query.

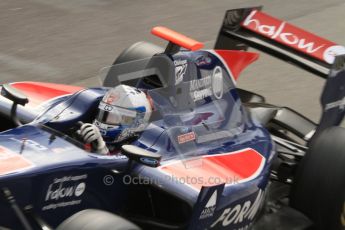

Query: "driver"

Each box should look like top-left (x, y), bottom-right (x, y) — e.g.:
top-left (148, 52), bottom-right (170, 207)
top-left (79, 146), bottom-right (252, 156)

top-left (77, 84), bottom-right (153, 154)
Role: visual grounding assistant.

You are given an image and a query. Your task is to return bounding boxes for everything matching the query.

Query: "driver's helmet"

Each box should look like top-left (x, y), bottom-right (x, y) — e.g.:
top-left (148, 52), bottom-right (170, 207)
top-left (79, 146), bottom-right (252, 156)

top-left (93, 84), bottom-right (152, 143)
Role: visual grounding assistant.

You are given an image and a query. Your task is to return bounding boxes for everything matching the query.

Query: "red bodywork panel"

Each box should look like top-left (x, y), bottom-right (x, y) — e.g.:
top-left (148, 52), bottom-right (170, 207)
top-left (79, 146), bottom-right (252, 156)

top-left (10, 82), bottom-right (83, 108)
top-left (0, 146), bottom-right (33, 176)
top-left (151, 26), bottom-right (257, 80)
top-left (241, 10), bottom-right (343, 64)
top-left (214, 50), bottom-right (259, 81)
top-left (159, 148), bottom-right (265, 191)
top-left (152, 26), bottom-right (204, 51)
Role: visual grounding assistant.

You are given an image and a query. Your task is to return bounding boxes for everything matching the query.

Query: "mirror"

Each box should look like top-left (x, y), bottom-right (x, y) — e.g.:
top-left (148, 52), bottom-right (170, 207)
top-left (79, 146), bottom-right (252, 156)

top-left (1, 84), bottom-right (28, 106)
top-left (121, 145), bottom-right (161, 168)
top-left (1, 84), bottom-right (29, 126)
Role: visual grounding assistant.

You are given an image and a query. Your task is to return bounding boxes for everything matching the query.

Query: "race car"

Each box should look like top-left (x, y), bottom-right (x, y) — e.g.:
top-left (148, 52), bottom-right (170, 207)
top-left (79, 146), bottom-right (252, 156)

top-left (0, 6), bottom-right (345, 230)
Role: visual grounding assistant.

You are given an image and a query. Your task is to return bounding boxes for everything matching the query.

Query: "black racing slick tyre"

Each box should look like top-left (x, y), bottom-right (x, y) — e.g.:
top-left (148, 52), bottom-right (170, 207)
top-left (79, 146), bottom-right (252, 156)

top-left (290, 126), bottom-right (345, 230)
top-left (56, 209), bottom-right (140, 230)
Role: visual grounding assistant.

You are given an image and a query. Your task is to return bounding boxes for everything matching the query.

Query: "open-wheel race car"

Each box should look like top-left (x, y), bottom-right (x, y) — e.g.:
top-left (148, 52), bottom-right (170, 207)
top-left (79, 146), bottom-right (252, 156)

top-left (0, 6), bottom-right (345, 230)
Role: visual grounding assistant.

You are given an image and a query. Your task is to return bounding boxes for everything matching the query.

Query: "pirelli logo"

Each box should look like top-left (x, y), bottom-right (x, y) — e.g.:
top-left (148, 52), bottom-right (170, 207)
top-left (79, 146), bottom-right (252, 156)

top-left (177, 132), bottom-right (196, 144)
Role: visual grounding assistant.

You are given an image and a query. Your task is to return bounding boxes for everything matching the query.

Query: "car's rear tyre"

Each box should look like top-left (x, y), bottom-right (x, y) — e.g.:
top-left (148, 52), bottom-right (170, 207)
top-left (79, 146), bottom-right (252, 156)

top-left (290, 126), bottom-right (345, 230)
top-left (56, 209), bottom-right (140, 230)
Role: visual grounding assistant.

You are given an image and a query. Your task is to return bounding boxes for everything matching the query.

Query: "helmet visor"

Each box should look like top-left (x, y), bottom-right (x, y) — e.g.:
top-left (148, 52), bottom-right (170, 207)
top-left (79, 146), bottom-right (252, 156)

top-left (96, 101), bottom-right (137, 125)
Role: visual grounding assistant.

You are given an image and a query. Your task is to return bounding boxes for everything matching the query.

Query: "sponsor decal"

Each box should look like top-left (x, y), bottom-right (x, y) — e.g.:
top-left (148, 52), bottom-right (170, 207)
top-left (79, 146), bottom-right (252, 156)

top-left (177, 131), bottom-right (196, 144)
top-left (42, 200), bottom-right (82, 210)
top-left (45, 180), bottom-right (86, 201)
top-left (199, 190), bottom-right (217, 220)
top-left (140, 157), bottom-right (159, 166)
top-left (174, 59), bottom-right (188, 85)
top-left (242, 10), bottom-right (341, 64)
top-left (323, 45), bottom-right (345, 64)
top-left (195, 55), bottom-right (212, 66)
top-left (104, 104), bottom-right (114, 112)
top-left (325, 97), bottom-right (345, 110)
top-left (45, 183), bottom-right (77, 201)
top-left (190, 75), bottom-right (212, 101)
top-left (211, 189), bottom-right (264, 228)
top-left (42, 174), bottom-right (87, 210)
top-left (212, 66), bottom-right (223, 99)
top-left (341, 202), bottom-right (345, 227)
top-left (190, 66), bottom-right (224, 101)
top-left (0, 146), bottom-right (33, 175)
top-left (99, 101), bottom-right (136, 117)
top-left (74, 182), bottom-right (86, 196)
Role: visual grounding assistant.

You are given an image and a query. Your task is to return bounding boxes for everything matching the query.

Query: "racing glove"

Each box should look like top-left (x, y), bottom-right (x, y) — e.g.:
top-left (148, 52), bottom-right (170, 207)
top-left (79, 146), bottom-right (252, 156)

top-left (78, 123), bottom-right (109, 155)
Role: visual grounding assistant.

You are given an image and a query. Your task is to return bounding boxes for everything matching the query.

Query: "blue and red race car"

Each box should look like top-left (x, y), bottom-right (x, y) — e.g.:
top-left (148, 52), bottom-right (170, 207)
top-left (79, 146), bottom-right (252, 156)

top-left (0, 6), bottom-right (345, 230)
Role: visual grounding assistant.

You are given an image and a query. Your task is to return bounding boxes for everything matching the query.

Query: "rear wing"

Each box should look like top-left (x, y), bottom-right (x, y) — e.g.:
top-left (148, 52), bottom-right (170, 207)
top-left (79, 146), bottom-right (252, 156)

top-left (215, 7), bottom-right (345, 78)
top-left (215, 7), bottom-right (345, 141)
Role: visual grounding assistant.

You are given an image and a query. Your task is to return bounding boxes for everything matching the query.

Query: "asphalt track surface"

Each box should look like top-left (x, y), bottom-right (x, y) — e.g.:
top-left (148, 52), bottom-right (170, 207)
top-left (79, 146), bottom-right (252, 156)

top-left (1, 0), bottom-right (345, 122)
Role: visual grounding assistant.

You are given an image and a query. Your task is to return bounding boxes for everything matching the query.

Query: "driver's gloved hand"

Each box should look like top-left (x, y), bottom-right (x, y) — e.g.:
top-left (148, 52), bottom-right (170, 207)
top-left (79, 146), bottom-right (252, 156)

top-left (77, 123), bottom-right (109, 154)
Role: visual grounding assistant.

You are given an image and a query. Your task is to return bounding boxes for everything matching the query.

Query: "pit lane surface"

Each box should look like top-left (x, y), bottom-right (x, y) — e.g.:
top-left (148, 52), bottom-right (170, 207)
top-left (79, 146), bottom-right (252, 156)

top-left (0, 0), bottom-right (345, 121)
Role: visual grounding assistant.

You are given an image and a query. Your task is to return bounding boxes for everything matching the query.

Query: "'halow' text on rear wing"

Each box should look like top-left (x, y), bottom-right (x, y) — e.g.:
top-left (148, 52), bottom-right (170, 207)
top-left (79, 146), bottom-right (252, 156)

top-left (215, 7), bottom-right (345, 140)
top-left (215, 7), bottom-right (345, 78)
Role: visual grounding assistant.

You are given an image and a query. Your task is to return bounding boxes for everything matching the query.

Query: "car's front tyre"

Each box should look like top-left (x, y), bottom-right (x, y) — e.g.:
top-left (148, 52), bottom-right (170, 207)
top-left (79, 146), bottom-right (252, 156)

top-left (56, 209), bottom-right (140, 230)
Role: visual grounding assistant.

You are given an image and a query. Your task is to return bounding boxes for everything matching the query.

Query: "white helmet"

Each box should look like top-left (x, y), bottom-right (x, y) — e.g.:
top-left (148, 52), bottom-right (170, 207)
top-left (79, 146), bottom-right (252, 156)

top-left (94, 84), bottom-right (152, 143)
